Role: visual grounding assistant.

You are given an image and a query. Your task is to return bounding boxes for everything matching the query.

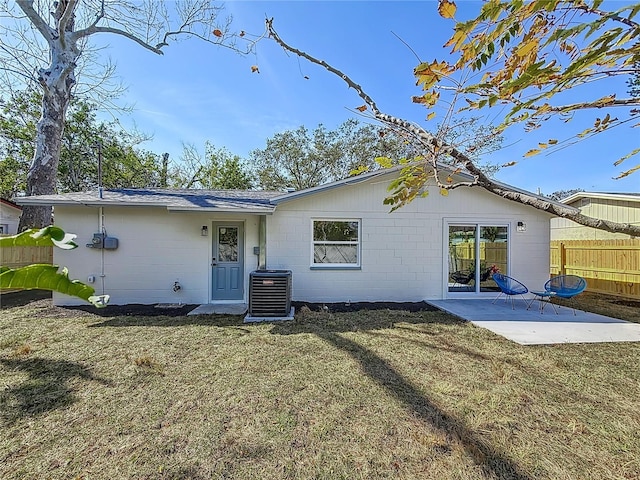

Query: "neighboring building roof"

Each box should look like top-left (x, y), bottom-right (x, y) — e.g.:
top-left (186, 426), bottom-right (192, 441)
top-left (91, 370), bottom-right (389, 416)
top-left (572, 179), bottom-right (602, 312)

top-left (14, 188), bottom-right (281, 214)
top-left (0, 198), bottom-right (22, 211)
top-left (560, 192), bottom-right (640, 204)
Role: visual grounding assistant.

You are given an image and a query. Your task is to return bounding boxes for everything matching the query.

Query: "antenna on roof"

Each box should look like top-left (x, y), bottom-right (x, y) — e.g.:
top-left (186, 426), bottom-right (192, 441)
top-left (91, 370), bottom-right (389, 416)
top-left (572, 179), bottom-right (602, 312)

top-left (93, 142), bottom-right (103, 199)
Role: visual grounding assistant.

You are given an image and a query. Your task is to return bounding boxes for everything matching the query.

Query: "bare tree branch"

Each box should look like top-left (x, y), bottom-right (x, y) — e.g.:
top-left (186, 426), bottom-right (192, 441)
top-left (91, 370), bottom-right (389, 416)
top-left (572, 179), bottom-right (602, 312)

top-left (266, 19), bottom-right (380, 114)
top-left (57, 0), bottom-right (79, 41)
top-left (517, 97), bottom-right (640, 112)
top-left (73, 25), bottom-right (164, 54)
top-left (15, 0), bottom-right (53, 42)
top-left (266, 18), bottom-right (640, 237)
top-left (576, 3), bottom-right (640, 29)
top-left (86, 0), bottom-right (106, 30)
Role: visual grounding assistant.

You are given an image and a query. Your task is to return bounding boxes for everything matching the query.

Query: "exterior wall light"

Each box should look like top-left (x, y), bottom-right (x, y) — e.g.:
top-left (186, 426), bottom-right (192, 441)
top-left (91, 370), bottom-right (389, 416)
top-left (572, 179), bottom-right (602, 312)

top-left (516, 221), bottom-right (526, 232)
top-left (201, 225), bottom-right (208, 236)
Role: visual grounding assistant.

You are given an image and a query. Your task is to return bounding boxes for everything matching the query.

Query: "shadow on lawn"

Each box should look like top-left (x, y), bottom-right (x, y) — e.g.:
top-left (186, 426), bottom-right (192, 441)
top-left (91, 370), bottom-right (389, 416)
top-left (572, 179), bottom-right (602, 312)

top-left (0, 357), bottom-right (110, 425)
top-left (270, 308), bottom-right (464, 335)
top-left (88, 314), bottom-right (246, 328)
top-left (271, 318), bottom-right (532, 480)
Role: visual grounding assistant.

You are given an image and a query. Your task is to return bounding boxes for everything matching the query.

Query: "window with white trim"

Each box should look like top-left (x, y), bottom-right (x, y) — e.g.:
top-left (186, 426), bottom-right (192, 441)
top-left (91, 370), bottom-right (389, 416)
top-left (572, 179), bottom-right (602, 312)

top-left (312, 219), bottom-right (360, 267)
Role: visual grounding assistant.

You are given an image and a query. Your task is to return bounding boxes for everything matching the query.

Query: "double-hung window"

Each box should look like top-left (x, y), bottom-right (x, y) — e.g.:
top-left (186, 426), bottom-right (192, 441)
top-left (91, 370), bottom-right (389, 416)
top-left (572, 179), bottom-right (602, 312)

top-left (312, 219), bottom-right (360, 268)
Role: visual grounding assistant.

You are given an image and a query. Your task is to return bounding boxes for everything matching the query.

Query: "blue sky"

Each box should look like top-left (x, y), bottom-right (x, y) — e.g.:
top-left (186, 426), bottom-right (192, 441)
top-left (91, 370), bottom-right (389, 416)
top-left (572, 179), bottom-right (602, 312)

top-left (96, 0), bottom-right (639, 196)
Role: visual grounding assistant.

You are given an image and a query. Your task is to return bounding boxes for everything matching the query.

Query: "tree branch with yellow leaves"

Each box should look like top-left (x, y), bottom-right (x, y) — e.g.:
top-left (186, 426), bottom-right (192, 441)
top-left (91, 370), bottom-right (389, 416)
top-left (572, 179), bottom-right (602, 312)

top-left (266, 13), bottom-right (640, 237)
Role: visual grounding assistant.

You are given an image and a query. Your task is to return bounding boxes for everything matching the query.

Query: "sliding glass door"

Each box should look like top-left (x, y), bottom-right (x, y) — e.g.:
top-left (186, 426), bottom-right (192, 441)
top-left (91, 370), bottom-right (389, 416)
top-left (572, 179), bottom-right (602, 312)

top-left (447, 224), bottom-right (508, 293)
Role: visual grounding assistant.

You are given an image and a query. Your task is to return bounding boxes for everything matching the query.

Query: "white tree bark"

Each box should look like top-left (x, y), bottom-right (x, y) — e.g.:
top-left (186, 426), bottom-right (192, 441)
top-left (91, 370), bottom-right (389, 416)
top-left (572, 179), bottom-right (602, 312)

top-left (11, 0), bottom-right (247, 230)
top-left (266, 19), bottom-right (640, 238)
top-left (17, 0), bottom-right (79, 227)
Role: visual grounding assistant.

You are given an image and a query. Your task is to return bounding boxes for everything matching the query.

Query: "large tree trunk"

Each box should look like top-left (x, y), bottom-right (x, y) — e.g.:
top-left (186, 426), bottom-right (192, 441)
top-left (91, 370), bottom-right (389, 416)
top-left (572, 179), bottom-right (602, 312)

top-left (17, 1), bottom-right (78, 231)
top-left (19, 89), bottom-right (71, 229)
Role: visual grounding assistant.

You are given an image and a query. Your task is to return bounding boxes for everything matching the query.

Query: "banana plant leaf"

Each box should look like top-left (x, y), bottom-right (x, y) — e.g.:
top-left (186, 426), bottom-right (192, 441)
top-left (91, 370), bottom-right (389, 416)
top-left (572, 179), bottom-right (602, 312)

top-left (0, 226), bottom-right (78, 249)
top-left (0, 264), bottom-right (109, 308)
top-left (1, 226), bottom-right (108, 307)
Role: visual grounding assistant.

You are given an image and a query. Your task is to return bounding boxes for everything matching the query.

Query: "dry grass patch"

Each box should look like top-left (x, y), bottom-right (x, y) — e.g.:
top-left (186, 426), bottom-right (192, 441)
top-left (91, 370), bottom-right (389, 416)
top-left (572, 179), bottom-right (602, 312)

top-left (0, 299), bottom-right (638, 479)
top-left (557, 291), bottom-right (640, 323)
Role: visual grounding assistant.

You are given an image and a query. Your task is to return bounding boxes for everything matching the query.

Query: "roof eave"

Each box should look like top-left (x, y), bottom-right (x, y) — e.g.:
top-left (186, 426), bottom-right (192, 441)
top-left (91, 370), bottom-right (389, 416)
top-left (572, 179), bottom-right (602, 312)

top-left (166, 206), bottom-right (275, 214)
top-left (0, 198), bottom-right (22, 210)
top-left (561, 192), bottom-right (640, 204)
top-left (271, 165), bottom-right (477, 204)
top-left (15, 197), bottom-right (276, 214)
top-left (270, 165), bottom-right (575, 214)
top-left (15, 197), bottom-right (166, 208)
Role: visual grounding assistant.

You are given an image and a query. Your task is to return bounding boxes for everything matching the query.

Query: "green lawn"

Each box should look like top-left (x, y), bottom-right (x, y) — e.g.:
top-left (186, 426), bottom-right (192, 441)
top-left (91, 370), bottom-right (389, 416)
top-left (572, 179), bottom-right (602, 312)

top-left (1, 300), bottom-right (639, 479)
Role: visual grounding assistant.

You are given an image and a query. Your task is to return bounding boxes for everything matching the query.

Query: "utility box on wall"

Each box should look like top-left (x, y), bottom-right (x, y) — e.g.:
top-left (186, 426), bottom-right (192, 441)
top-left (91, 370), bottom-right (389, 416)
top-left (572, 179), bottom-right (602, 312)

top-left (86, 233), bottom-right (119, 250)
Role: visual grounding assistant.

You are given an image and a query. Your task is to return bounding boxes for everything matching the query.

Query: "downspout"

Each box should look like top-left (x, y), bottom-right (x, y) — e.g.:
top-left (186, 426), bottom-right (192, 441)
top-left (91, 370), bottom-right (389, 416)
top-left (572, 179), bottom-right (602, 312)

top-left (96, 142), bottom-right (105, 295)
top-left (97, 142), bottom-right (105, 295)
top-left (99, 206), bottom-right (105, 296)
top-left (258, 215), bottom-right (266, 270)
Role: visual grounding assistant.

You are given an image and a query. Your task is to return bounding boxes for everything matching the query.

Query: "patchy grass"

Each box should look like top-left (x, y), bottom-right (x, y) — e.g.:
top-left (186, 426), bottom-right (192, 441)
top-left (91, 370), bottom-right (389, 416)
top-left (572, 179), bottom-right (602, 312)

top-left (556, 291), bottom-right (640, 324)
top-left (0, 299), bottom-right (639, 479)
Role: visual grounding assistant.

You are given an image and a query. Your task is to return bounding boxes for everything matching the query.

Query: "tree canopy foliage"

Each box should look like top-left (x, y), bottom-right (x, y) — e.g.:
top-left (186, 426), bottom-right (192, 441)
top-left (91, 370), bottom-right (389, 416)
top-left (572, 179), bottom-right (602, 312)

top-left (250, 119), bottom-right (416, 191)
top-left (419, 0), bottom-right (640, 177)
top-left (546, 188), bottom-right (585, 202)
top-left (628, 45), bottom-right (640, 98)
top-left (175, 143), bottom-right (255, 190)
top-left (0, 90), bottom-right (167, 200)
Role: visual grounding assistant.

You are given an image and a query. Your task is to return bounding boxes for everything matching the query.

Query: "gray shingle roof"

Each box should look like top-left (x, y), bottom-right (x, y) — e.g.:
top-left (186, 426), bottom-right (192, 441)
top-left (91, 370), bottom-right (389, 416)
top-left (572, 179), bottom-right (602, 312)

top-left (15, 188), bottom-right (282, 213)
top-left (15, 166), bottom-right (582, 214)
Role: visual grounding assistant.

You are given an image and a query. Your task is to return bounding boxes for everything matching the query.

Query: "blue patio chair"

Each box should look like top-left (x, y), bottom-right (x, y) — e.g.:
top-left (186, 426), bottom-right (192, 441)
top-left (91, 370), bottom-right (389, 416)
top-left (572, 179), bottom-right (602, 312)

top-left (544, 275), bottom-right (587, 315)
top-left (492, 273), bottom-right (529, 310)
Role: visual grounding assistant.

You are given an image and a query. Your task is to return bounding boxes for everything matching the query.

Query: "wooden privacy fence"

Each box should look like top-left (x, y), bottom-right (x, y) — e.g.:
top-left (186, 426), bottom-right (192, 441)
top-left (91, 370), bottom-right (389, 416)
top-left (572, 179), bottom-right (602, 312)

top-left (450, 242), bottom-right (508, 274)
top-left (0, 235), bottom-right (53, 292)
top-left (550, 239), bottom-right (640, 299)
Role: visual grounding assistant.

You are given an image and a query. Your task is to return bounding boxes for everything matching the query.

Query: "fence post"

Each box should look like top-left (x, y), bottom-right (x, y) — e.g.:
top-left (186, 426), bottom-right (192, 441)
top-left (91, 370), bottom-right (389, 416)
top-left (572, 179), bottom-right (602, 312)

top-left (559, 242), bottom-right (566, 276)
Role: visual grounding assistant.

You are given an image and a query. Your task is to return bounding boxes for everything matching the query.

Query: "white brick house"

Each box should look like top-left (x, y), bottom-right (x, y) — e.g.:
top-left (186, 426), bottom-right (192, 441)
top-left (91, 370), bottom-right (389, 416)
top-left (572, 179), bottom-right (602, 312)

top-left (16, 168), bottom-right (567, 306)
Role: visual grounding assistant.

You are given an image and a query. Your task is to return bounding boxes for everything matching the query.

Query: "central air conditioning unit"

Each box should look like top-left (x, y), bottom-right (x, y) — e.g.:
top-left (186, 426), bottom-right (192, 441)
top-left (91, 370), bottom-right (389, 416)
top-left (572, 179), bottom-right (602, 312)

top-left (248, 270), bottom-right (292, 317)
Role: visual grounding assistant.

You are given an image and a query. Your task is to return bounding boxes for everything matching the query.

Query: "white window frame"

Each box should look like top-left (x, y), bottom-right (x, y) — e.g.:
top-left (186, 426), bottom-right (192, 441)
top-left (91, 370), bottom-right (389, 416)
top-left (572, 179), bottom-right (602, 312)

top-left (311, 218), bottom-right (361, 269)
top-left (443, 218), bottom-right (511, 298)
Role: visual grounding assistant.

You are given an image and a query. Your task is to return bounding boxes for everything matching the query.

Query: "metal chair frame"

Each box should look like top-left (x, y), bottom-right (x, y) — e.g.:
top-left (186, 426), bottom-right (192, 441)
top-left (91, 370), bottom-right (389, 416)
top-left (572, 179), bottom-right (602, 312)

top-left (544, 275), bottom-right (587, 315)
top-left (491, 273), bottom-right (529, 310)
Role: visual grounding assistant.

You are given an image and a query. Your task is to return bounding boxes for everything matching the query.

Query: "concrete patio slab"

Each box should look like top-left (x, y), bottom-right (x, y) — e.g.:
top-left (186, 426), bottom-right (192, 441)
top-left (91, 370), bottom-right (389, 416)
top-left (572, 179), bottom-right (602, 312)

top-left (188, 303), bottom-right (247, 316)
top-left (427, 299), bottom-right (640, 345)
